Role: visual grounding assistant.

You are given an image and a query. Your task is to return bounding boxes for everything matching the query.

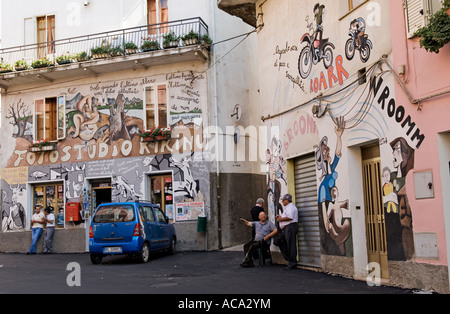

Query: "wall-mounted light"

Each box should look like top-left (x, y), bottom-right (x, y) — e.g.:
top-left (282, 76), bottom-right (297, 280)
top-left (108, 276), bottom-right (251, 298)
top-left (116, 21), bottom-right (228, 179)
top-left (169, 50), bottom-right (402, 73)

top-left (84, 1), bottom-right (90, 6)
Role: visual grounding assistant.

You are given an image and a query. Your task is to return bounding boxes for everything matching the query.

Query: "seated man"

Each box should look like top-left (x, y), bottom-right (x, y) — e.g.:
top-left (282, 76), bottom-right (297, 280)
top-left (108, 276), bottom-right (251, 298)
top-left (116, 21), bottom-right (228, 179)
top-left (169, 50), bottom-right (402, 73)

top-left (239, 212), bottom-right (277, 267)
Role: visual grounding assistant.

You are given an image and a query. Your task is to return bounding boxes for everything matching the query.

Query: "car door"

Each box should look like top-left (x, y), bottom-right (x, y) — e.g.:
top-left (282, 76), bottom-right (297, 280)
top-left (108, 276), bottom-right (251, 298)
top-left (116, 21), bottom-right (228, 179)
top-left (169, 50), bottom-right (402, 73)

top-left (153, 206), bottom-right (170, 249)
top-left (142, 205), bottom-right (162, 251)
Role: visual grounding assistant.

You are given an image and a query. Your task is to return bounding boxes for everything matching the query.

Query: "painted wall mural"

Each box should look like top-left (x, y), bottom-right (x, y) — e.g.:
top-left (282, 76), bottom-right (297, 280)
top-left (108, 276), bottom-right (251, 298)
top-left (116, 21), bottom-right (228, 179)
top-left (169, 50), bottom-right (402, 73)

top-left (315, 117), bottom-right (351, 256)
top-left (382, 137), bottom-right (415, 261)
top-left (1, 71), bottom-right (209, 232)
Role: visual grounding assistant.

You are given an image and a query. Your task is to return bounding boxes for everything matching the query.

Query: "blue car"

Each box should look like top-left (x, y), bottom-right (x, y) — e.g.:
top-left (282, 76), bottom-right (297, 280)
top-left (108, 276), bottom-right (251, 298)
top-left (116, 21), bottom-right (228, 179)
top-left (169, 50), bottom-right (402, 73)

top-left (89, 201), bottom-right (176, 264)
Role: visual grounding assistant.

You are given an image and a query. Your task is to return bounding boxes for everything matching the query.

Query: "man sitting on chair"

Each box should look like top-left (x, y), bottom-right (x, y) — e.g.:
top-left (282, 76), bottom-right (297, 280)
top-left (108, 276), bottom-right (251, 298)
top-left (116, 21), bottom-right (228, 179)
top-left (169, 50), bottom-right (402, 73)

top-left (239, 212), bottom-right (277, 267)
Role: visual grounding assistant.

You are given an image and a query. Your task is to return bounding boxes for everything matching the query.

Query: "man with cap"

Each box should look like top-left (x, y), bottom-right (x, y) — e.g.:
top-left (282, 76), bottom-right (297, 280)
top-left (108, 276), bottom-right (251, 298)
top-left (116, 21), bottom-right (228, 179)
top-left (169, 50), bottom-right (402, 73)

top-left (276, 194), bottom-right (298, 269)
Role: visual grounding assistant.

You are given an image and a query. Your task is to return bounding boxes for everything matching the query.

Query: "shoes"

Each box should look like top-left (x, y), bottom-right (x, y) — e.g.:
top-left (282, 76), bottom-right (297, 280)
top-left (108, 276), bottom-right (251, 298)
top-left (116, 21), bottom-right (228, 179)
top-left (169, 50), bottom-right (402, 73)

top-left (240, 262), bottom-right (255, 268)
top-left (26, 252), bottom-right (36, 255)
top-left (283, 264), bottom-right (297, 270)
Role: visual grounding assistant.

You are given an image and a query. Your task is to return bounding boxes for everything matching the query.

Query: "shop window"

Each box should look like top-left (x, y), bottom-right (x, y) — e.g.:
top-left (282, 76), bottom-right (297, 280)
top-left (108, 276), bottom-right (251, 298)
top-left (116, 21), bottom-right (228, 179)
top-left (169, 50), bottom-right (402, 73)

top-left (33, 183), bottom-right (64, 228)
top-left (145, 84), bottom-right (168, 129)
top-left (149, 174), bottom-right (173, 219)
top-left (34, 96), bottom-right (65, 141)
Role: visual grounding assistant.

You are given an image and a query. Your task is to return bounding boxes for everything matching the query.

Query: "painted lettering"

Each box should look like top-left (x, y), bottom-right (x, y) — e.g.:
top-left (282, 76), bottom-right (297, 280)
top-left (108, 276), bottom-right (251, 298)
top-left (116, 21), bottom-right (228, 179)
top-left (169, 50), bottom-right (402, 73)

top-left (370, 76), bottom-right (425, 149)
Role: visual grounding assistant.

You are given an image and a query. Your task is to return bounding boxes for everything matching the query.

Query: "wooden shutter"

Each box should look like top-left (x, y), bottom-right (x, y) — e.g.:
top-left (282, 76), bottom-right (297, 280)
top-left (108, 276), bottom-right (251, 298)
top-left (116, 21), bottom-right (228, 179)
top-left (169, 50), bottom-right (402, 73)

top-left (57, 95), bottom-right (66, 140)
top-left (404, 0), bottom-right (426, 38)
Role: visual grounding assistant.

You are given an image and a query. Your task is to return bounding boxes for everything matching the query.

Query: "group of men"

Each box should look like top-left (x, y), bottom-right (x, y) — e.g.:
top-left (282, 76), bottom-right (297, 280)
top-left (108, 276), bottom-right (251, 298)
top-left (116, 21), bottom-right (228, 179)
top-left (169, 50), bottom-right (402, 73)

top-left (239, 194), bottom-right (298, 270)
top-left (26, 205), bottom-right (55, 255)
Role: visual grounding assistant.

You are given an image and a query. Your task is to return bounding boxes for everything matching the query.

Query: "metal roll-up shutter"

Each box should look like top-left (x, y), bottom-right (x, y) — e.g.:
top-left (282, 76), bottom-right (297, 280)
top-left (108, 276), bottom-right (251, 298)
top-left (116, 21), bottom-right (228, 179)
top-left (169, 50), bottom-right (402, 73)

top-left (294, 153), bottom-right (321, 267)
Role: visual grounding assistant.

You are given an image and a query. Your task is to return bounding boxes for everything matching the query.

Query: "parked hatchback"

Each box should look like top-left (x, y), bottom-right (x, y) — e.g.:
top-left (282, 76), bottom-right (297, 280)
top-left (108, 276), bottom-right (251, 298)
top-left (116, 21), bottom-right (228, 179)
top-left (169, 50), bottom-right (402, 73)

top-left (89, 201), bottom-right (176, 264)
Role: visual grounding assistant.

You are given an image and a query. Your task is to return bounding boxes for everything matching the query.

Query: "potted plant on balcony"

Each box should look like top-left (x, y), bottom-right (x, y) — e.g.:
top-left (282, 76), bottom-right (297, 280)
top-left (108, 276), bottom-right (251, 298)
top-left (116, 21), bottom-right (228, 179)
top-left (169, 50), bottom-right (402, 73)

top-left (91, 46), bottom-right (110, 59)
top-left (31, 57), bottom-right (54, 69)
top-left (182, 30), bottom-right (199, 46)
top-left (138, 129), bottom-right (156, 142)
top-left (163, 32), bottom-right (180, 49)
top-left (157, 127), bottom-right (172, 141)
top-left (14, 59), bottom-right (29, 71)
top-left (141, 38), bottom-right (161, 51)
top-left (75, 51), bottom-right (90, 62)
top-left (414, 0), bottom-right (450, 54)
top-left (110, 46), bottom-right (124, 57)
top-left (29, 139), bottom-right (57, 152)
top-left (124, 42), bottom-right (138, 54)
top-left (201, 34), bottom-right (212, 48)
top-left (0, 62), bottom-right (13, 74)
top-left (139, 126), bottom-right (171, 141)
top-left (56, 54), bottom-right (74, 65)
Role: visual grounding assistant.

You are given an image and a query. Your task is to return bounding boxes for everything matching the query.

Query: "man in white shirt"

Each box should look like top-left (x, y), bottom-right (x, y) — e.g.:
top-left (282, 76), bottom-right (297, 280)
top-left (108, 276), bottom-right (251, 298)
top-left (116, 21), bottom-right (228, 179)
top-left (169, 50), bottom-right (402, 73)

top-left (43, 207), bottom-right (55, 254)
top-left (26, 205), bottom-right (45, 255)
top-left (276, 194), bottom-right (298, 269)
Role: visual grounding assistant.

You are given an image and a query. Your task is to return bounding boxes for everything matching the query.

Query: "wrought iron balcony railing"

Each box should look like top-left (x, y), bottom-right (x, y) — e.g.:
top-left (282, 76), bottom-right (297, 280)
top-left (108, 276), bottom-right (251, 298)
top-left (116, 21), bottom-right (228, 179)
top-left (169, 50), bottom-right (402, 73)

top-left (0, 17), bottom-right (209, 72)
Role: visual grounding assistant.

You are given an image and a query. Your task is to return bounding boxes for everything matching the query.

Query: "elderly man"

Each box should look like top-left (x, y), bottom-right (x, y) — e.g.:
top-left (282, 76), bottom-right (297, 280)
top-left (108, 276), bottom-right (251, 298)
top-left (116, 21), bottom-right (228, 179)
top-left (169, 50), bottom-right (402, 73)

top-left (239, 211), bottom-right (277, 268)
top-left (276, 194), bottom-right (299, 269)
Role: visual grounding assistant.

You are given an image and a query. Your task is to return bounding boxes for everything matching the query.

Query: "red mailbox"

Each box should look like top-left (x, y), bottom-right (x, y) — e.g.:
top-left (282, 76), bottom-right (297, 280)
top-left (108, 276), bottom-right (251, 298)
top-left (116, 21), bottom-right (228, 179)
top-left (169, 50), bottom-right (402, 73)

top-left (66, 202), bottom-right (82, 222)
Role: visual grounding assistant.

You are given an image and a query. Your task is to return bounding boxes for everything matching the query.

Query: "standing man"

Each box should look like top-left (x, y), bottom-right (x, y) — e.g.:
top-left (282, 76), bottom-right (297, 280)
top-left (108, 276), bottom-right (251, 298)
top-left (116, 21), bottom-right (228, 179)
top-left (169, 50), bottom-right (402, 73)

top-left (250, 198), bottom-right (265, 238)
top-left (26, 205), bottom-right (45, 255)
top-left (276, 194), bottom-right (298, 269)
top-left (43, 207), bottom-right (55, 254)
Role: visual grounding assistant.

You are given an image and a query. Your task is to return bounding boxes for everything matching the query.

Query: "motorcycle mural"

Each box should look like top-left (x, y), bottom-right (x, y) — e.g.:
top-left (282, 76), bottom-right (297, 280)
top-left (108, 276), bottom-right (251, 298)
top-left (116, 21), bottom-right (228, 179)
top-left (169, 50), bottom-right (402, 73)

top-left (298, 3), bottom-right (335, 79)
top-left (345, 17), bottom-right (373, 63)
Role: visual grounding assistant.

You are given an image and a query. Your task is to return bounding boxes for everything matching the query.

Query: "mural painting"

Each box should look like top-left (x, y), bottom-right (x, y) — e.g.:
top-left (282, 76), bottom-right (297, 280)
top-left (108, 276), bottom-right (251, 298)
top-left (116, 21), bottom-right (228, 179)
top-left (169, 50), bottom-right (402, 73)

top-left (344, 17), bottom-right (373, 63)
top-left (382, 137), bottom-right (415, 261)
top-left (1, 71), bottom-right (209, 232)
top-left (266, 133), bottom-right (287, 223)
top-left (315, 116), bottom-right (351, 256)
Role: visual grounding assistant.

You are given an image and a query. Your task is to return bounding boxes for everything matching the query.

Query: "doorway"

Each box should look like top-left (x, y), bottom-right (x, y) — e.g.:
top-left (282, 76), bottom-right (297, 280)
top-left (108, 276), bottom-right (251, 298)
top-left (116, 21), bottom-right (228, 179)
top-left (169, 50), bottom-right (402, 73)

top-left (149, 174), bottom-right (173, 219)
top-left (90, 179), bottom-right (112, 212)
top-left (362, 144), bottom-right (388, 279)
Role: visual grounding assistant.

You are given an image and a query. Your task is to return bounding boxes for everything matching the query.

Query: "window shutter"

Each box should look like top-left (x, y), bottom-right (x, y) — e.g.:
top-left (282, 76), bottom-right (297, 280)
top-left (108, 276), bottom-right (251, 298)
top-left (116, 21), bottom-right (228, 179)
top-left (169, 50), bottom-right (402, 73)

top-left (404, 0), bottom-right (426, 38)
top-left (57, 95), bottom-right (66, 140)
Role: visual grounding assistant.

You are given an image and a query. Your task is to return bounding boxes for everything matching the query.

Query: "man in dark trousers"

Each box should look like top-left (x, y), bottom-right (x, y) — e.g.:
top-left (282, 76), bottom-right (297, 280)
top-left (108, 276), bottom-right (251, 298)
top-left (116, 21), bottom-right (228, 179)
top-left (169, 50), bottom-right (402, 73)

top-left (276, 194), bottom-right (299, 269)
top-left (239, 211), bottom-right (277, 268)
top-left (250, 198), bottom-right (265, 238)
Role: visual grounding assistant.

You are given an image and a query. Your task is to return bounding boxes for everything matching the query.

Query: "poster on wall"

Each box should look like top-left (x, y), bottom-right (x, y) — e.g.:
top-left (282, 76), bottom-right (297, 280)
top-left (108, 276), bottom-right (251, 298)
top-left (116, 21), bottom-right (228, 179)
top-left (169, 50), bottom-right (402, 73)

top-left (175, 201), bottom-right (204, 221)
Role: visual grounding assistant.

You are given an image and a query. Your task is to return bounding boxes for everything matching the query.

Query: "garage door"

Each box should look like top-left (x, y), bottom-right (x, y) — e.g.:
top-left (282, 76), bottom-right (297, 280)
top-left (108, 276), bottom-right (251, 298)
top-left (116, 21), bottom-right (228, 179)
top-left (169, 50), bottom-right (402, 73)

top-left (294, 153), bottom-right (321, 267)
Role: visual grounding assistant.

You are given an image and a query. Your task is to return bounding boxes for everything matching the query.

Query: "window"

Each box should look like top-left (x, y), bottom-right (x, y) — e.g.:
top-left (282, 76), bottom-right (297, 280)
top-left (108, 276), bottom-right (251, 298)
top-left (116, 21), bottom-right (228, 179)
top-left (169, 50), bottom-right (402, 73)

top-left (145, 84), bottom-right (168, 129)
top-left (93, 205), bottom-right (135, 223)
top-left (147, 0), bottom-right (168, 35)
top-left (34, 96), bottom-right (65, 141)
top-left (33, 183), bottom-right (64, 228)
top-left (404, 0), bottom-right (445, 38)
top-left (37, 15), bottom-right (55, 58)
top-left (154, 207), bottom-right (167, 223)
top-left (348, 0), bottom-right (366, 11)
top-left (141, 206), bottom-right (156, 222)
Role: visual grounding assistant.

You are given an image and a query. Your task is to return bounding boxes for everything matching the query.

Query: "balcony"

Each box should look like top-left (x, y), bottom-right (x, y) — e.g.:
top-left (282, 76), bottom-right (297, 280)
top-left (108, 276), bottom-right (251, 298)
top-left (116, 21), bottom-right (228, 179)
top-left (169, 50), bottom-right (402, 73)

top-left (0, 17), bottom-right (210, 91)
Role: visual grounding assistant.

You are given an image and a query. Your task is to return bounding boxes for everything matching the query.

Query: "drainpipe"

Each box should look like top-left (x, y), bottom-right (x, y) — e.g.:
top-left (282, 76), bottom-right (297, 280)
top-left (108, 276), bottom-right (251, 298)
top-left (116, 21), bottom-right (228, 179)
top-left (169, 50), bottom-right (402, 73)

top-left (210, 1), bottom-right (222, 250)
top-left (380, 56), bottom-right (450, 110)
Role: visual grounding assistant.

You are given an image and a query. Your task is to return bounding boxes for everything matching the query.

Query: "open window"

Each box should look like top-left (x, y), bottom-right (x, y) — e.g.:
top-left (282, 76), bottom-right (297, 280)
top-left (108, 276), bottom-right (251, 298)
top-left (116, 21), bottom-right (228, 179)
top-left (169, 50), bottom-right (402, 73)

top-left (34, 96), bottom-right (65, 141)
top-left (144, 84), bottom-right (168, 129)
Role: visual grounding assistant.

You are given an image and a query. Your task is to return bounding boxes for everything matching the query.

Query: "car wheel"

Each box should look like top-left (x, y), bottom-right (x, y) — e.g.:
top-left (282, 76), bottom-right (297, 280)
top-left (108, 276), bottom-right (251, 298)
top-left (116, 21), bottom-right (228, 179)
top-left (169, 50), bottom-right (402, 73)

top-left (90, 253), bottom-right (103, 265)
top-left (139, 242), bottom-right (150, 263)
top-left (168, 237), bottom-right (176, 255)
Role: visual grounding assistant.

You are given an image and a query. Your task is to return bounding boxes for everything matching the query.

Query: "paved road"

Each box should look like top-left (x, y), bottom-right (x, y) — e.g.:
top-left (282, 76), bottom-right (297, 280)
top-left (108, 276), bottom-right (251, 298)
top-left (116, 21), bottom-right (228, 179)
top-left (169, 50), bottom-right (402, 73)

top-left (0, 250), bottom-right (414, 296)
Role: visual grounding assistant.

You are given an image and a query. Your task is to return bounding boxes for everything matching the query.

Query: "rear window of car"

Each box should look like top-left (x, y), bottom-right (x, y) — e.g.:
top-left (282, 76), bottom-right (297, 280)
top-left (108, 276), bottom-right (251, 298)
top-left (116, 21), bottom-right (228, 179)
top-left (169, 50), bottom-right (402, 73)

top-left (93, 205), bottom-right (135, 223)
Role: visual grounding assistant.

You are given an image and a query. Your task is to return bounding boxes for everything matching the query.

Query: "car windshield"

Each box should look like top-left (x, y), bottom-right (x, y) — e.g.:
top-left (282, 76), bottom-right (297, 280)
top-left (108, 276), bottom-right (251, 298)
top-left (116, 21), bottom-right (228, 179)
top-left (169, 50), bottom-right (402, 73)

top-left (93, 205), bottom-right (135, 223)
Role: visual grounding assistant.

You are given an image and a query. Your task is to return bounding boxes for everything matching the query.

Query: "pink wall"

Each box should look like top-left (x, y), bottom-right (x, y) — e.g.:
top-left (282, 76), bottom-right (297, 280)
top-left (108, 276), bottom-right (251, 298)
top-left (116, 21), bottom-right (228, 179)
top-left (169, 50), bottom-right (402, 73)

top-left (390, 1), bottom-right (450, 265)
